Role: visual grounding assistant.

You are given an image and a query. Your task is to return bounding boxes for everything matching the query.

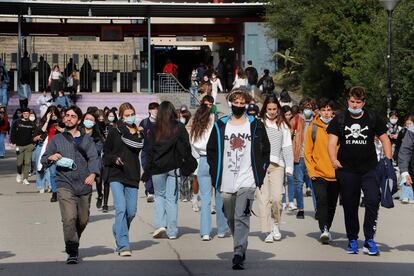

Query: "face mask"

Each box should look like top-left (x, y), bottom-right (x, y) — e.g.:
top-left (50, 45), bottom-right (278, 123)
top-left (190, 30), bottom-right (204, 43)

top-left (150, 113), bottom-right (157, 120)
top-left (407, 123), bottom-right (413, 129)
top-left (320, 116), bottom-right (332, 124)
top-left (83, 119), bottom-right (95, 129)
top-left (56, 157), bottom-right (77, 170)
top-left (390, 118), bottom-right (398, 125)
top-left (29, 115), bottom-right (36, 122)
top-left (210, 105), bottom-right (217, 114)
top-left (231, 105), bottom-right (246, 117)
top-left (123, 115), bottom-right (136, 126)
top-left (51, 116), bottom-right (58, 121)
top-left (348, 107), bottom-right (363, 116)
top-left (303, 109), bottom-right (313, 119)
top-left (266, 112), bottom-right (277, 120)
top-left (108, 116), bottom-right (115, 122)
top-left (179, 118), bottom-right (186, 124)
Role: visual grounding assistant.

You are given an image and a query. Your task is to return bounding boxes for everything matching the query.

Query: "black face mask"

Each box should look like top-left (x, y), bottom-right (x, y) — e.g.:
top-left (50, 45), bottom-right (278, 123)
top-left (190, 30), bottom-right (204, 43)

top-left (231, 105), bottom-right (246, 117)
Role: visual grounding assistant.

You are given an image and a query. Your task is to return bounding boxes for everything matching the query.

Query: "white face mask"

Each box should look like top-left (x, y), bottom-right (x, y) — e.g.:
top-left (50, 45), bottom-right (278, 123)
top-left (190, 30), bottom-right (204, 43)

top-left (179, 118), bottom-right (186, 124)
top-left (29, 115), bottom-right (36, 122)
top-left (390, 118), bottom-right (398, 125)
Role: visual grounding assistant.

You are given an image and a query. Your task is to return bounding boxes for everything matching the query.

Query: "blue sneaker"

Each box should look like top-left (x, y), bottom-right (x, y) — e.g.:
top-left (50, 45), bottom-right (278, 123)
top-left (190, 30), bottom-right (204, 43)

top-left (346, 239), bottom-right (359, 254)
top-left (363, 239), bottom-right (380, 256)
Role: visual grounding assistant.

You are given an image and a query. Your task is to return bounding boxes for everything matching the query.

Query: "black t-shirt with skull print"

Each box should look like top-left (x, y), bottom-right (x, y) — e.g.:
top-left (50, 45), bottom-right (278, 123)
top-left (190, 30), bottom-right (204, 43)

top-left (327, 110), bottom-right (387, 173)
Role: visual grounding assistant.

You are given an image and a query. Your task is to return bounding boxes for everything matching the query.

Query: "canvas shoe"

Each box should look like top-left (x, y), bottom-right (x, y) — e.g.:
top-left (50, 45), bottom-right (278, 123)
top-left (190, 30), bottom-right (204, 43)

top-left (401, 198), bottom-right (409, 204)
top-left (16, 174), bottom-right (22, 183)
top-left (119, 250), bottom-right (132, 257)
top-left (264, 233), bottom-right (274, 243)
top-left (319, 230), bottom-right (332, 244)
top-left (22, 179), bottom-right (30, 185)
top-left (201, 235), bottom-right (211, 241)
top-left (363, 239), bottom-right (380, 256)
top-left (288, 202), bottom-right (297, 211)
top-left (153, 227), bottom-right (166, 238)
top-left (272, 224), bottom-right (282, 241)
top-left (346, 239), bottom-right (359, 254)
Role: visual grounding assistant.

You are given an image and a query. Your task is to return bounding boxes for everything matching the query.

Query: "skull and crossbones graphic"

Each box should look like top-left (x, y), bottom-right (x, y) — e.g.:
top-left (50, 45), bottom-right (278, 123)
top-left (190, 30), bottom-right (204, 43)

top-left (345, 123), bottom-right (368, 139)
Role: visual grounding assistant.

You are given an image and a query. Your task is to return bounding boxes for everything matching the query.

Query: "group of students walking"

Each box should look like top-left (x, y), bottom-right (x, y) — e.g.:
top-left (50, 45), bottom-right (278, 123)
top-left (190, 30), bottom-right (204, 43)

top-left (6, 84), bottom-right (414, 270)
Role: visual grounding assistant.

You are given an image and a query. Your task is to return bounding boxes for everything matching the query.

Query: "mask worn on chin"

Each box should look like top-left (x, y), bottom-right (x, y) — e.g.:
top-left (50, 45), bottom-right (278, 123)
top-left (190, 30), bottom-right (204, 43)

top-left (149, 113), bottom-right (157, 122)
top-left (123, 115), bottom-right (136, 126)
top-left (320, 116), bottom-right (332, 124)
top-left (303, 109), bottom-right (313, 119)
top-left (348, 107), bottom-right (363, 116)
top-left (210, 104), bottom-right (217, 114)
top-left (390, 118), bottom-right (398, 125)
top-left (56, 157), bottom-right (77, 170)
top-left (231, 105), bottom-right (246, 117)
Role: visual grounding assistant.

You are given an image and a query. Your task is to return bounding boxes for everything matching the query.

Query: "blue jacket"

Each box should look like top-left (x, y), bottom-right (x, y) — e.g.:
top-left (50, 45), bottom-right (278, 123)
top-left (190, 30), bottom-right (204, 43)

top-left (207, 114), bottom-right (270, 191)
top-left (376, 157), bottom-right (397, 208)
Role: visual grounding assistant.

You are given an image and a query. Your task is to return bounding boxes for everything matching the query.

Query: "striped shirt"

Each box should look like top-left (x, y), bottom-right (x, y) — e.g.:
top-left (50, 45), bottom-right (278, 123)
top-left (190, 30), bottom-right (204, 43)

top-left (264, 120), bottom-right (294, 174)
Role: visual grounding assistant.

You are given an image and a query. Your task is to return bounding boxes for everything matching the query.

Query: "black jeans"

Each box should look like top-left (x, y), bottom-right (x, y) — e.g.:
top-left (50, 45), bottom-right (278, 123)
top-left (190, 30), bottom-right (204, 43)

top-left (336, 169), bottom-right (380, 241)
top-left (312, 178), bottom-right (339, 232)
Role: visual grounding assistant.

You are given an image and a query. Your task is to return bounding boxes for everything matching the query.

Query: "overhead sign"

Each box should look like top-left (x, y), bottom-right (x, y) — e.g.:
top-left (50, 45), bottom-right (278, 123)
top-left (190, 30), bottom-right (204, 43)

top-left (205, 36), bottom-right (234, 43)
top-left (176, 36), bottom-right (204, 42)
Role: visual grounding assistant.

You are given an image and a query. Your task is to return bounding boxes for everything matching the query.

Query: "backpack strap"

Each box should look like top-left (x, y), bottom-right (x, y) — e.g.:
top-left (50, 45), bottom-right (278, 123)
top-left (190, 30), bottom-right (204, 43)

top-left (62, 132), bottom-right (88, 162)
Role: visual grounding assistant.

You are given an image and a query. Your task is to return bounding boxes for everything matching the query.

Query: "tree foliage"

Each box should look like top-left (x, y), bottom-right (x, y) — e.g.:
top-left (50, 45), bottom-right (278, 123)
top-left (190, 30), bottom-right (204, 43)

top-left (265, 0), bottom-right (414, 117)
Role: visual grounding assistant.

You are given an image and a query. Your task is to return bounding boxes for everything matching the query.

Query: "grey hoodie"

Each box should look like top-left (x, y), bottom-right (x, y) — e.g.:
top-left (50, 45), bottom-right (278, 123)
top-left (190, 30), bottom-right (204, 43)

top-left (41, 130), bottom-right (100, 195)
top-left (398, 125), bottom-right (414, 179)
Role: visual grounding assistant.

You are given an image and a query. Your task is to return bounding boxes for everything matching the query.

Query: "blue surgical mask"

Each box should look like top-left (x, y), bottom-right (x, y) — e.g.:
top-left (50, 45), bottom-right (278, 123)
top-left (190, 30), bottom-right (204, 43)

top-left (303, 109), bottom-right (313, 119)
top-left (108, 116), bottom-right (115, 122)
top-left (123, 115), bottom-right (136, 126)
top-left (83, 119), bottom-right (95, 129)
top-left (348, 107), bottom-right (363, 116)
top-left (320, 116), bottom-right (332, 124)
top-left (56, 157), bottom-right (77, 170)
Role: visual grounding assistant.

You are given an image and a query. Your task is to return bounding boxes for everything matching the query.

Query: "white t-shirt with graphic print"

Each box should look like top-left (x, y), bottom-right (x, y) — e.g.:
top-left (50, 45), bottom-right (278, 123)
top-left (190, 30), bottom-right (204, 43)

top-left (221, 120), bottom-right (255, 193)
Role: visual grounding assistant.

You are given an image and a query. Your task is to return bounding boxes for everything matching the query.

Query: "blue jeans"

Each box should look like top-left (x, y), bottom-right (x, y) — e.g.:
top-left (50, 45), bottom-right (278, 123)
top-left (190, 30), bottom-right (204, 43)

top-left (110, 181), bottom-right (138, 252)
top-left (49, 164), bottom-right (57, 193)
top-left (152, 170), bottom-right (179, 238)
top-left (294, 157), bottom-right (316, 210)
top-left (34, 144), bottom-right (48, 190)
top-left (140, 150), bottom-right (154, 195)
top-left (190, 86), bottom-right (198, 108)
top-left (0, 84), bottom-right (8, 107)
top-left (198, 157), bottom-right (228, 236)
top-left (0, 132), bottom-right (5, 157)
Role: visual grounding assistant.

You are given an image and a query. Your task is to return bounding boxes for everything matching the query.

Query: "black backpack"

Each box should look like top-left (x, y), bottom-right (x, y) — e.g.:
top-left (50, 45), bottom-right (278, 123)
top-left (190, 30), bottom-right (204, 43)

top-left (262, 77), bottom-right (275, 92)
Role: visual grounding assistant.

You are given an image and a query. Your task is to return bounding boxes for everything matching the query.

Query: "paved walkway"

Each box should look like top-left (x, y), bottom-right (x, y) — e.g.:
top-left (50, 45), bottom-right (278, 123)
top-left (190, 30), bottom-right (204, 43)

top-left (0, 152), bottom-right (413, 276)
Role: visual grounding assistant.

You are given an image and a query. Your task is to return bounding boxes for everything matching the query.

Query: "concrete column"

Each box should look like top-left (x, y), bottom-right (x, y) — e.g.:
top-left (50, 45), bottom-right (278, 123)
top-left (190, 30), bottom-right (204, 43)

top-left (94, 72), bottom-right (100, 93)
top-left (116, 72), bottom-right (121, 93)
top-left (35, 71), bottom-right (39, 92)
top-left (13, 71), bottom-right (18, 91)
top-left (136, 71), bottom-right (141, 93)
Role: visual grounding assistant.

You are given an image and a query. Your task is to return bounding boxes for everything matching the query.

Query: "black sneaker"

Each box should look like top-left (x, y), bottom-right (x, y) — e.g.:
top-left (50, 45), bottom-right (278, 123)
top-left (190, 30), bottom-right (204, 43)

top-left (296, 210), bottom-right (305, 219)
top-left (96, 197), bottom-right (103, 209)
top-left (232, 254), bottom-right (244, 270)
top-left (102, 205), bottom-right (108, 213)
top-left (66, 254), bottom-right (78, 264)
top-left (50, 192), bottom-right (57, 202)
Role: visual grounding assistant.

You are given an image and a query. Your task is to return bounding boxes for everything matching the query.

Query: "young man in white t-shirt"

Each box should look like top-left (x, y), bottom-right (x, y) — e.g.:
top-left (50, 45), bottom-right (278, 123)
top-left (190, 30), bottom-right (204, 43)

top-left (207, 89), bottom-right (270, 270)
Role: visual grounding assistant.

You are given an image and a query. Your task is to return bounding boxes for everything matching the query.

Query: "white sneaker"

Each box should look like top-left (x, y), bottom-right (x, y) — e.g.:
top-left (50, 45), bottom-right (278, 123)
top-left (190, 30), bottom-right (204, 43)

top-left (272, 224), bottom-right (282, 241)
top-left (153, 227), bottom-right (166, 238)
top-left (22, 179), bottom-right (30, 185)
top-left (201, 235), bottom-right (211, 241)
top-left (211, 206), bottom-right (216, 214)
top-left (288, 202), bottom-right (297, 211)
top-left (192, 196), bottom-right (199, 212)
top-left (16, 174), bottom-right (22, 183)
top-left (146, 194), bottom-right (154, 203)
top-left (168, 235), bottom-right (177, 240)
top-left (319, 230), bottom-right (332, 244)
top-left (409, 199), bottom-right (414, 204)
top-left (282, 203), bottom-right (287, 211)
top-left (265, 233), bottom-right (274, 243)
top-left (401, 198), bottom-right (409, 204)
top-left (39, 189), bottom-right (45, 194)
top-left (217, 232), bottom-right (227, 238)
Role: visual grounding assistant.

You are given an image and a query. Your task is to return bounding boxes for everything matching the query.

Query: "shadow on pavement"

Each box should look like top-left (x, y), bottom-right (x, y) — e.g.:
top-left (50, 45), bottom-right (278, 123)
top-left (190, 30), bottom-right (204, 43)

top-left (0, 259), bottom-right (413, 276)
top-left (0, 251), bottom-right (15, 260)
top-left (88, 214), bottom-right (115, 223)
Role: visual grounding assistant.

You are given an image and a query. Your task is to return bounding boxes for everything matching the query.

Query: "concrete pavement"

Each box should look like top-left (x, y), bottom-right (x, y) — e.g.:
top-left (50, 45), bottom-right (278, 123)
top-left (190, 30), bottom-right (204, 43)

top-left (0, 151), bottom-right (413, 276)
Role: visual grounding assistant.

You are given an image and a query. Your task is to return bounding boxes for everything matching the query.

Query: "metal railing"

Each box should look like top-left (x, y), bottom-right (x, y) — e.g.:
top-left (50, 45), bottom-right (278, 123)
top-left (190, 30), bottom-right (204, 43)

top-left (157, 73), bottom-right (188, 93)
